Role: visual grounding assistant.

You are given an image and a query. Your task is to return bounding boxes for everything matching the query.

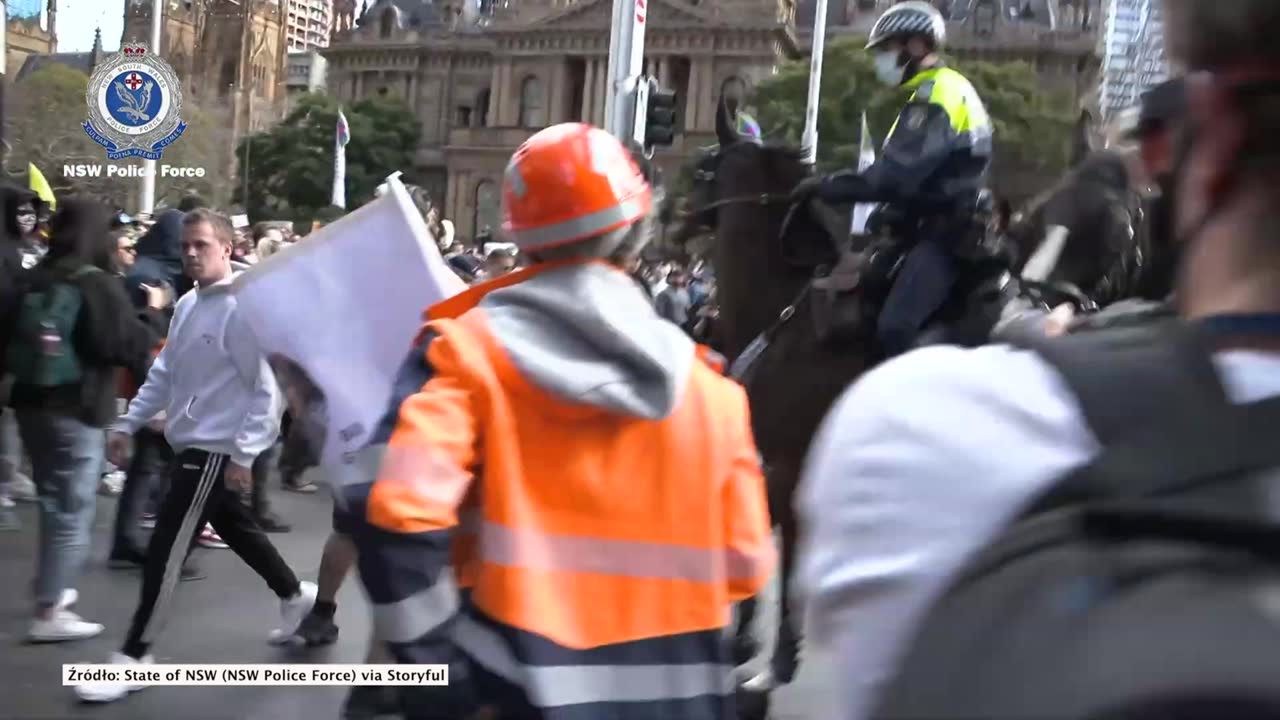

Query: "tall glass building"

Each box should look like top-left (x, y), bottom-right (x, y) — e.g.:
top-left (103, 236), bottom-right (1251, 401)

top-left (1099, 0), bottom-right (1167, 117)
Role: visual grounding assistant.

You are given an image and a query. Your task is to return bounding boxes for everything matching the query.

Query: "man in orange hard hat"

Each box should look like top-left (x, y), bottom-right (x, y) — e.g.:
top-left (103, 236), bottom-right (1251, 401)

top-left (344, 123), bottom-right (775, 719)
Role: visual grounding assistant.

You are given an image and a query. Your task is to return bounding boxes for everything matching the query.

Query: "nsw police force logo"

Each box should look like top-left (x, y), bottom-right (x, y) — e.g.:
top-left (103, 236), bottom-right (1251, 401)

top-left (83, 42), bottom-right (187, 161)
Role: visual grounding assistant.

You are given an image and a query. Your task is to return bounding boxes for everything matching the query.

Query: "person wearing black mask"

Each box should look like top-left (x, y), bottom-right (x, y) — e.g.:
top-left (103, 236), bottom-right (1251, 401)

top-left (0, 185), bottom-right (39, 515)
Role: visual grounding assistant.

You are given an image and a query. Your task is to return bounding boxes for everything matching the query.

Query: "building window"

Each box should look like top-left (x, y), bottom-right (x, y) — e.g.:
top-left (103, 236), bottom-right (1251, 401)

top-left (519, 76), bottom-right (545, 128)
top-left (456, 105), bottom-right (473, 127)
top-left (474, 180), bottom-right (500, 239)
top-left (475, 88), bottom-right (491, 127)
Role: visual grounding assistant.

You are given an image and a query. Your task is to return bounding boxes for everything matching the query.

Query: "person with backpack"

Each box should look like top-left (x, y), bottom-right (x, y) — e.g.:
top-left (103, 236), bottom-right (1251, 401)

top-left (0, 198), bottom-right (169, 642)
top-left (794, 3), bottom-right (1280, 718)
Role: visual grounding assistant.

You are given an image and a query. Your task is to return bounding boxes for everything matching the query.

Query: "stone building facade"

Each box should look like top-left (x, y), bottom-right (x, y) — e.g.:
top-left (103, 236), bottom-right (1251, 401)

top-left (5, 0), bottom-right (56, 78)
top-left (122, 0), bottom-right (288, 130)
top-left (325, 0), bottom-right (800, 243)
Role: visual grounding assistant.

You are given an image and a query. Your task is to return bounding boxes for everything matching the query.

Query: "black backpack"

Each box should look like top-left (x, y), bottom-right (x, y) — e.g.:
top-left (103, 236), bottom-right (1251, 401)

top-left (870, 322), bottom-right (1280, 720)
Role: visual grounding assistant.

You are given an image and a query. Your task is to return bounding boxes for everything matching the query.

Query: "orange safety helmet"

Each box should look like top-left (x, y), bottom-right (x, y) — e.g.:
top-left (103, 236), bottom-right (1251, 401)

top-left (501, 123), bottom-right (653, 253)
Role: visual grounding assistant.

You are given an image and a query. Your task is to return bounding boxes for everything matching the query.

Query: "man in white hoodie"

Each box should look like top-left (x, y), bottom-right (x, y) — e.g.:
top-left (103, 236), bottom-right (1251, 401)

top-left (79, 208), bottom-right (316, 703)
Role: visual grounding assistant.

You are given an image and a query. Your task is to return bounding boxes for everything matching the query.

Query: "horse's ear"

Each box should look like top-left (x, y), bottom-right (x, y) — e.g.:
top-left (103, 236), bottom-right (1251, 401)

top-left (715, 93), bottom-right (739, 149)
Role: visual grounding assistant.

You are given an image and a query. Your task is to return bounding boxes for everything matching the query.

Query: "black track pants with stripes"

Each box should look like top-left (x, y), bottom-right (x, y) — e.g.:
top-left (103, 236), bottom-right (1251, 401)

top-left (122, 449), bottom-right (301, 659)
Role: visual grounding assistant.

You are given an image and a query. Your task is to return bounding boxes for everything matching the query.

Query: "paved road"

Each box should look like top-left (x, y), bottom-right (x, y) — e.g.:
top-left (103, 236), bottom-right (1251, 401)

top-left (0, 479), bottom-right (836, 719)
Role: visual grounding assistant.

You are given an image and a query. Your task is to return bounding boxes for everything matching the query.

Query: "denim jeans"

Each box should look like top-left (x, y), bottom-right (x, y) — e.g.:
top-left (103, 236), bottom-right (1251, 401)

top-left (16, 409), bottom-right (105, 609)
top-left (0, 406), bottom-right (24, 494)
top-left (251, 441), bottom-right (281, 518)
top-left (111, 427), bottom-right (172, 558)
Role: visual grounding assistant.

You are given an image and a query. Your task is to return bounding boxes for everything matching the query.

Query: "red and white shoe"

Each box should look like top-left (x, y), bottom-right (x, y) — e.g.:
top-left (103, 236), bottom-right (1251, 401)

top-left (197, 524), bottom-right (228, 549)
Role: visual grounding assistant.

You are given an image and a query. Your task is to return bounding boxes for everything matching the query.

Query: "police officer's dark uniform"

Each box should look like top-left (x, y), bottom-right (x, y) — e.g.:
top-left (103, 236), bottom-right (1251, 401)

top-left (793, 1), bottom-right (993, 358)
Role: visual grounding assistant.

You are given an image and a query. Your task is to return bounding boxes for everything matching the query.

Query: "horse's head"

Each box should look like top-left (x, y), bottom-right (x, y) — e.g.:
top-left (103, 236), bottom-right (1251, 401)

top-left (1013, 150), bottom-right (1144, 306)
top-left (667, 83), bottom-right (763, 249)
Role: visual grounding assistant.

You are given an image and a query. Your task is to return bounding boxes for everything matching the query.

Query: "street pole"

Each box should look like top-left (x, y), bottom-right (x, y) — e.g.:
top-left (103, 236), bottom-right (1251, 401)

top-left (242, 83), bottom-right (252, 208)
top-left (603, 0), bottom-right (647, 145)
top-left (0, 1), bottom-right (7, 171)
top-left (139, 0), bottom-right (163, 214)
top-left (800, 0), bottom-right (829, 166)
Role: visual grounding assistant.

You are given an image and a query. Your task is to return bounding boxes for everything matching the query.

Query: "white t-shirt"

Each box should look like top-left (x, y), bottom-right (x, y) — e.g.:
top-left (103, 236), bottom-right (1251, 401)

top-left (795, 342), bottom-right (1280, 720)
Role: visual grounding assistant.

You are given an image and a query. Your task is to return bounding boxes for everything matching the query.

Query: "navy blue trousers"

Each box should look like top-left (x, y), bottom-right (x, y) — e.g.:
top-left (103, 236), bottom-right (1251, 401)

top-left (877, 236), bottom-right (958, 358)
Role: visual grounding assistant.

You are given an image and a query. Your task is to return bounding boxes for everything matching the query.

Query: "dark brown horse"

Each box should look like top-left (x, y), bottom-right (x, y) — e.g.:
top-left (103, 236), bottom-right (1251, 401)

top-left (1008, 150), bottom-right (1146, 309)
top-left (670, 115), bottom-right (877, 702)
top-left (669, 98), bottom-right (1148, 715)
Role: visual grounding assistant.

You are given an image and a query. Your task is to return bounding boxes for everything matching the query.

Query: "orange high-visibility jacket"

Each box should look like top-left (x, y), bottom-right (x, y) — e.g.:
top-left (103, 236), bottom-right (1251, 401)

top-left (347, 260), bottom-right (774, 720)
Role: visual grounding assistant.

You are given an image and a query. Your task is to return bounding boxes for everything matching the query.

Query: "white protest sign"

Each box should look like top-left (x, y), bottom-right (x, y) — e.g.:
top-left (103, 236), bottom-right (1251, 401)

top-left (232, 175), bottom-right (466, 475)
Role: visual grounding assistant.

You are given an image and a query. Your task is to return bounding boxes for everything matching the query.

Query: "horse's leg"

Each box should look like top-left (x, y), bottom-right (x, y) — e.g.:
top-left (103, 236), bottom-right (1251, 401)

top-left (742, 462), bottom-right (802, 692)
top-left (733, 596), bottom-right (760, 666)
top-left (769, 471), bottom-right (801, 685)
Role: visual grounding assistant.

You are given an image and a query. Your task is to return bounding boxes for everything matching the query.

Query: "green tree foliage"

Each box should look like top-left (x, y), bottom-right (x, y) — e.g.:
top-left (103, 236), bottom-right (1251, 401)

top-left (233, 93), bottom-right (420, 222)
top-left (5, 63), bottom-right (235, 208)
top-left (158, 102), bottom-right (236, 207)
top-left (752, 38), bottom-right (1074, 174)
top-left (5, 64), bottom-right (116, 198)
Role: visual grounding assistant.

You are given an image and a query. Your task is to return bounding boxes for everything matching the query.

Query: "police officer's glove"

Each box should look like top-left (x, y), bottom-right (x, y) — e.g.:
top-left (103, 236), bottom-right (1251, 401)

top-left (790, 175), bottom-right (825, 205)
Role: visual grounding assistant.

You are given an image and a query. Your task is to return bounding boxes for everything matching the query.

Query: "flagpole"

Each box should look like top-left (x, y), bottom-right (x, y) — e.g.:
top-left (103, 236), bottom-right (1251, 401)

top-left (800, 0), bottom-right (830, 166)
top-left (331, 109), bottom-right (347, 209)
top-left (139, 0), bottom-right (162, 214)
top-left (851, 112), bottom-right (876, 234)
top-left (0, 2), bottom-right (7, 170)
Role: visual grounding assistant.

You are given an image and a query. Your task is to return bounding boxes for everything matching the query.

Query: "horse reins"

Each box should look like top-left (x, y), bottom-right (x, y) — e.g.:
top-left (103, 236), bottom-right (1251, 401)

top-left (692, 192), bottom-right (792, 215)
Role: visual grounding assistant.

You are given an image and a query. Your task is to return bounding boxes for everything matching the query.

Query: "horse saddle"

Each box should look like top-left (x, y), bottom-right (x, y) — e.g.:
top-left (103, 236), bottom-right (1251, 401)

top-left (809, 239), bottom-right (906, 349)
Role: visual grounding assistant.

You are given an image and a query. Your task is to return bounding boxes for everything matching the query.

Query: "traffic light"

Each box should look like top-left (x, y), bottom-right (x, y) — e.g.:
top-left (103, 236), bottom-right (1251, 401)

top-left (643, 78), bottom-right (678, 150)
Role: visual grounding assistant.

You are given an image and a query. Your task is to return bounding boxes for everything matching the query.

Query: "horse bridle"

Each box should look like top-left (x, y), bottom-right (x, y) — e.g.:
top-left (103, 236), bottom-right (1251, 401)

top-left (688, 160), bottom-right (793, 216)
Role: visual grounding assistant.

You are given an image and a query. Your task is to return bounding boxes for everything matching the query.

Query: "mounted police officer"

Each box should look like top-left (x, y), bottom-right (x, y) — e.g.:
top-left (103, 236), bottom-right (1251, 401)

top-left (791, 0), bottom-right (993, 358)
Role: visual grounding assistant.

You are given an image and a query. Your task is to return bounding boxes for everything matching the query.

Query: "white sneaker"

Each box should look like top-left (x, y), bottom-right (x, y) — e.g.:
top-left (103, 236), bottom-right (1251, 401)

top-left (10, 474), bottom-right (37, 502)
top-left (74, 652), bottom-right (154, 703)
top-left (269, 580), bottom-right (317, 645)
top-left (28, 610), bottom-right (104, 643)
top-left (57, 588), bottom-right (79, 610)
top-left (740, 668), bottom-right (781, 692)
top-left (99, 471), bottom-right (125, 496)
top-left (0, 495), bottom-right (14, 508)
top-left (197, 524), bottom-right (228, 549)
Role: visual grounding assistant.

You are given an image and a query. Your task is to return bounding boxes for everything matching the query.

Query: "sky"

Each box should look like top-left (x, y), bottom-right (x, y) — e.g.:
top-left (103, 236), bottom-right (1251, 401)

top-left (52, 0), bottom-right (126, 53)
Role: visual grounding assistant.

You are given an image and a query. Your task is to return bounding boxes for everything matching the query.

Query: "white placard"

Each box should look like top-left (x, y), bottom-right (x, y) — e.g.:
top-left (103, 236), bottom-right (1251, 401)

top-left (232, 175), bottom-right (466, 472)
top-left (231, 214), bottom-right (250, 228)
top-left (64, 664), bottom-right (448, 687)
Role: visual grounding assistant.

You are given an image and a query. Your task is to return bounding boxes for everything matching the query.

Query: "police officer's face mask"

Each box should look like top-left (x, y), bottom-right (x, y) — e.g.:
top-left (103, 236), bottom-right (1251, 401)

top-left (874, 50), bottom-right (905, 87)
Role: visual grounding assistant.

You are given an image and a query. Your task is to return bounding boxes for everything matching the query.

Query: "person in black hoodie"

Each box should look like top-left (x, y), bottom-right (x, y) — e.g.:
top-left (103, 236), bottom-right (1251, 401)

top-left (0, 185), bottom-right (37, 513)
top-left (124, 209), bottom-right (192, 308)
top-left (0, 185), bottom-right (33, 292)
top-left (0, 198), bottom-right (168, 642)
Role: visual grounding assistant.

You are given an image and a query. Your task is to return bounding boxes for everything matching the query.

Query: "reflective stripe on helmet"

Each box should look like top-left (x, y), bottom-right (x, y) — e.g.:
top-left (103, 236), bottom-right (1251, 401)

top-left (866, 0), bottom-right (946, 50)
top-left (505, 193), bottom-right (652, 251)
